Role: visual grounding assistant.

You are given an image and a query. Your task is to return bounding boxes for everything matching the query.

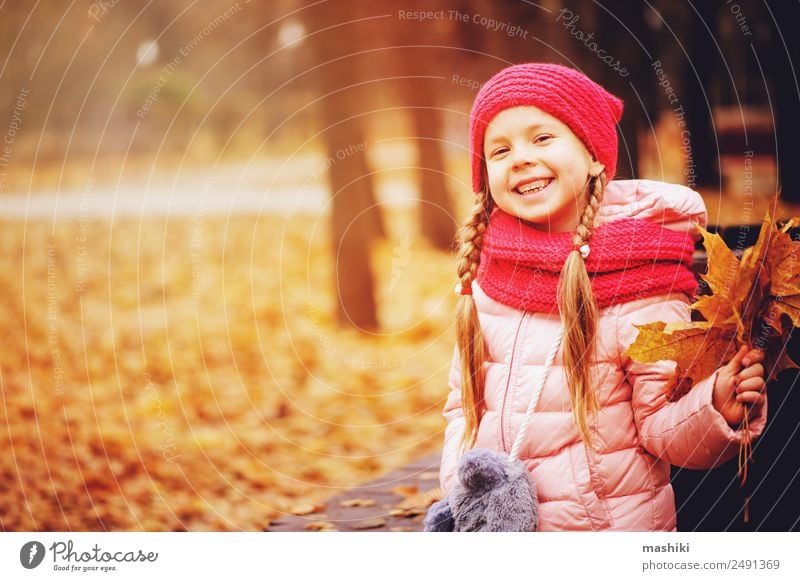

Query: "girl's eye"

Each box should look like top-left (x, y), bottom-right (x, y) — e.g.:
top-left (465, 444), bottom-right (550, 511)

top-left (535, 134), bottom-right (552, 143)
top-left (489, 146), bottom-right (509, 158)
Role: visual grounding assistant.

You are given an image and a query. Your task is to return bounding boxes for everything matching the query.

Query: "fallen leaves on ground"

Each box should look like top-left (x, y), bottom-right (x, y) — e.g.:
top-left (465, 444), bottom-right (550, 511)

top-left (339, 498), bottom-right (375, 508)
top-left (304, 521), bottom-right (338, 532)
top-left (349, 518), bottom-right (386, 530)
top-left (289, 503), bottom-right (327, 516)
top-left (0, 208), bottom-right (456, 531)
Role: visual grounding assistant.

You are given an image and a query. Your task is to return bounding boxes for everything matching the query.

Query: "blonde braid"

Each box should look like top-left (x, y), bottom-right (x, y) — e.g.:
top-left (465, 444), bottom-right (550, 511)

top-left (558, 173), bottom-right (607, 447)
top-left (455, 189), bottom-right (493, 453)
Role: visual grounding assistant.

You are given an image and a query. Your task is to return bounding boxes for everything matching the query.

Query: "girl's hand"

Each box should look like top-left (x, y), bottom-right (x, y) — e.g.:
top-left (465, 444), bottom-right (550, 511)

top-left (713, 346), bottom-right (767, 428)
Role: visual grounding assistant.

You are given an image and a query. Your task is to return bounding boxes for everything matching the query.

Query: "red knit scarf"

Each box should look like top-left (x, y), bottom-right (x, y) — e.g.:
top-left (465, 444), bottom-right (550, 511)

top-left (476, 210), bottom-right (698, 313)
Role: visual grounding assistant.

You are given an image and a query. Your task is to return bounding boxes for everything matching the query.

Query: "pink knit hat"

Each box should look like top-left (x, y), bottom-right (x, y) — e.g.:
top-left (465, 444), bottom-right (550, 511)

top-left (470, 63), bottom-right (624, 193)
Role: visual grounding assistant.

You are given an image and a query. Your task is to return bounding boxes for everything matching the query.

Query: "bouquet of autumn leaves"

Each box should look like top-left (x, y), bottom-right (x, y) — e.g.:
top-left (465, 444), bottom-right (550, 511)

top-left (626, 209), bottom-right (800, 486)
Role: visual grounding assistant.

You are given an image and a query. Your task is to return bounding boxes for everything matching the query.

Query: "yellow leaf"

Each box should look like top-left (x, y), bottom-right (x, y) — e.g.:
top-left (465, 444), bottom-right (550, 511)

top-left (350, 517), bottom-right (386, 530)
top-left (628, 321), bottom-right (738, 401)
top-left (289, 502), bottom-right (326, 516)
top-left (764, 218), bottom-right (800, 330)
top-left (735, 216), bottom-right (772, 344)
top-left (304, 521), bottom-right (338, 531)
top-left (339, 498), bottom-right (376, 508)
top-left (692, 226), bottom-right (740, 327)
top-left (391, 484), bottom-right (418, 498)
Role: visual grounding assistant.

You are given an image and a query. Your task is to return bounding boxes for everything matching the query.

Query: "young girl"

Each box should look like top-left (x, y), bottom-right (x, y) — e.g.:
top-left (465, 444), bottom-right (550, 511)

top-left (438, 63), bottom-right (768, 531)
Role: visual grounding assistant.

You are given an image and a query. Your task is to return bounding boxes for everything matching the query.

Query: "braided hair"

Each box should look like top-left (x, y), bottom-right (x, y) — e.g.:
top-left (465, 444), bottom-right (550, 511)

top-left (454, 186), bottom-right (493, 453)
top-left (455, 171), bottom-right (607, 452)
top-left (558, 172), bottom-right (606, 445)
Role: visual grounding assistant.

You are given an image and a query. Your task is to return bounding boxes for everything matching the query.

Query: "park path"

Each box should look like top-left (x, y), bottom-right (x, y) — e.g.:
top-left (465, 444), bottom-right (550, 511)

top-left (1, 146), bottom-right (423, 220)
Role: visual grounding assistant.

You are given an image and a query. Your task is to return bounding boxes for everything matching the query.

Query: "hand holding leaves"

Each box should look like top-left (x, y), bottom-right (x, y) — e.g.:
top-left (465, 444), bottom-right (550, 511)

top-left (627, 208), bottom-right (800, 402)
top-left (626, 207), bottom-right (800, 489)
top-left (714, 345), bottom-right (767, 428)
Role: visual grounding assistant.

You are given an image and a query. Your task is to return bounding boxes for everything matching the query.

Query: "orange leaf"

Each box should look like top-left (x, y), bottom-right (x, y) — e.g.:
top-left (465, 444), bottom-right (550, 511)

top-left (627, 321), bottom-right (738, 400)
top-left (692, 226), bottom-right (740, 328)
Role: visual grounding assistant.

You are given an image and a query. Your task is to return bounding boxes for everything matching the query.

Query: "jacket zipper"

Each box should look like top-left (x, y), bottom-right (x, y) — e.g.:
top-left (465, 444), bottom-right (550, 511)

top-left (499, 311), bottom-right (528, 453)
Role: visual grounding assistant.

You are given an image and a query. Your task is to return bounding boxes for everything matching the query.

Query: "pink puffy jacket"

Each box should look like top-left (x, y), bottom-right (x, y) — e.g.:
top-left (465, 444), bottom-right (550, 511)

top-left (439, 179), bottom-right (767, 531)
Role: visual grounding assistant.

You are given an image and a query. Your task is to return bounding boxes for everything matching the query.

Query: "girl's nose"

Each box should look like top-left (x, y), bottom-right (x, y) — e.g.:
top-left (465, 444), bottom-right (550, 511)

top-left (510, 143), bottom-right (536, 170)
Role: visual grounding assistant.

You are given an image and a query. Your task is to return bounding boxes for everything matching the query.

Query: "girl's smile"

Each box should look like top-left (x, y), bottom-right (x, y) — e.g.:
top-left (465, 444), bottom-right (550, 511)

top-left (483, 106), bottom-right (604, 232)
top-left (514, 177), bottom-right (553, 196)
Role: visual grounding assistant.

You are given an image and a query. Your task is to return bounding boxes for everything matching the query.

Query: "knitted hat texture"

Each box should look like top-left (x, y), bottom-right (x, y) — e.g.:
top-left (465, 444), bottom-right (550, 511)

top-left (470, 63), bottom-right (624, 192)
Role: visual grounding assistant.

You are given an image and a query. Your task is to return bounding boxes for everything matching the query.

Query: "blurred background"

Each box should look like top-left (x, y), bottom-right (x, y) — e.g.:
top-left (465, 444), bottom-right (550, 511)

top-left (1, 0), bottom-right (798, 531)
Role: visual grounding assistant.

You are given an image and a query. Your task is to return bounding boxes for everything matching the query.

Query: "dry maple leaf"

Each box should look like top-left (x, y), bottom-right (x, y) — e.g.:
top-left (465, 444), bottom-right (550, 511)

top-left (627, 321), bottom-right (738, 401)
top-left (339, 498), bottom-right (376, 508)
top-left (288, 503), bottom-right (326, 516)
top-left (304, 521), bottom-right (338, 532)
top-left (390, 484), bottom-right (419, 498)
top-left (350, 517), bottom-right (386, 530)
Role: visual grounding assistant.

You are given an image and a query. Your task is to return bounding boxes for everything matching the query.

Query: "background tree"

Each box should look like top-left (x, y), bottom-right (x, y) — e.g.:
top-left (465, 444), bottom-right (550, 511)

top-left (302, 1), bottom-right (385, 330)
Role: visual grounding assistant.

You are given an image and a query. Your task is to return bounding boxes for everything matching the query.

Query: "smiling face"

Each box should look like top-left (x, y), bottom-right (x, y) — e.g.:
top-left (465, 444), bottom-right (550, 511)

top-left (483, 106), bottom-right (604, 232)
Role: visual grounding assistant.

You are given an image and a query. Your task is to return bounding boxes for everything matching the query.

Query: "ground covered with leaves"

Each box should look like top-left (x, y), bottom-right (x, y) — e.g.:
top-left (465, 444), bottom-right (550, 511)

top-left (0, 210), bottom-right (456, 531)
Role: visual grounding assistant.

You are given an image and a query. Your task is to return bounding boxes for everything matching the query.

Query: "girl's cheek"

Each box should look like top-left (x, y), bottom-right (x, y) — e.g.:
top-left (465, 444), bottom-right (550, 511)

top-left (486, 164), bottom-right (504, 184)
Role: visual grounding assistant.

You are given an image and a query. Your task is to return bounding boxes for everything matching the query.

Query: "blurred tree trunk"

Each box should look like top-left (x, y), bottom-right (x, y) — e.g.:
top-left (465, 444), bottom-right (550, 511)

top-left (414, 105), bottom-right (456, 250)
top-left (304, 2), bottom-right (384, 330)
top-left (395, 40), bottom-right (456, 250)
top-left (320, 118), bottom-right (381, 331)
top-left (384, 0), bottom-right (459, 250)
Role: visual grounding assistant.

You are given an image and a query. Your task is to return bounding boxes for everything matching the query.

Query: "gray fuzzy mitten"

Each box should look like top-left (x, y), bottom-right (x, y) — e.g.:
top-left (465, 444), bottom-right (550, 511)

top-left (422, 497), bottom-right (454, 531)
top-left (424, 448), bottom-right (538, 532)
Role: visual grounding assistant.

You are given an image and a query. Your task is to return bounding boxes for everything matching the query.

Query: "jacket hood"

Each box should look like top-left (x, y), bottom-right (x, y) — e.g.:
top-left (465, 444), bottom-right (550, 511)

top-left (597, 179), bottom-right (708, 242)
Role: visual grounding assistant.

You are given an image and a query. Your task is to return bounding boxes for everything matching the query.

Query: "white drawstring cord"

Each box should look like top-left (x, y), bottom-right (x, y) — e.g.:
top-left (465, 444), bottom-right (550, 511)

top-left (508, 325), bottom-right (564, 462)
